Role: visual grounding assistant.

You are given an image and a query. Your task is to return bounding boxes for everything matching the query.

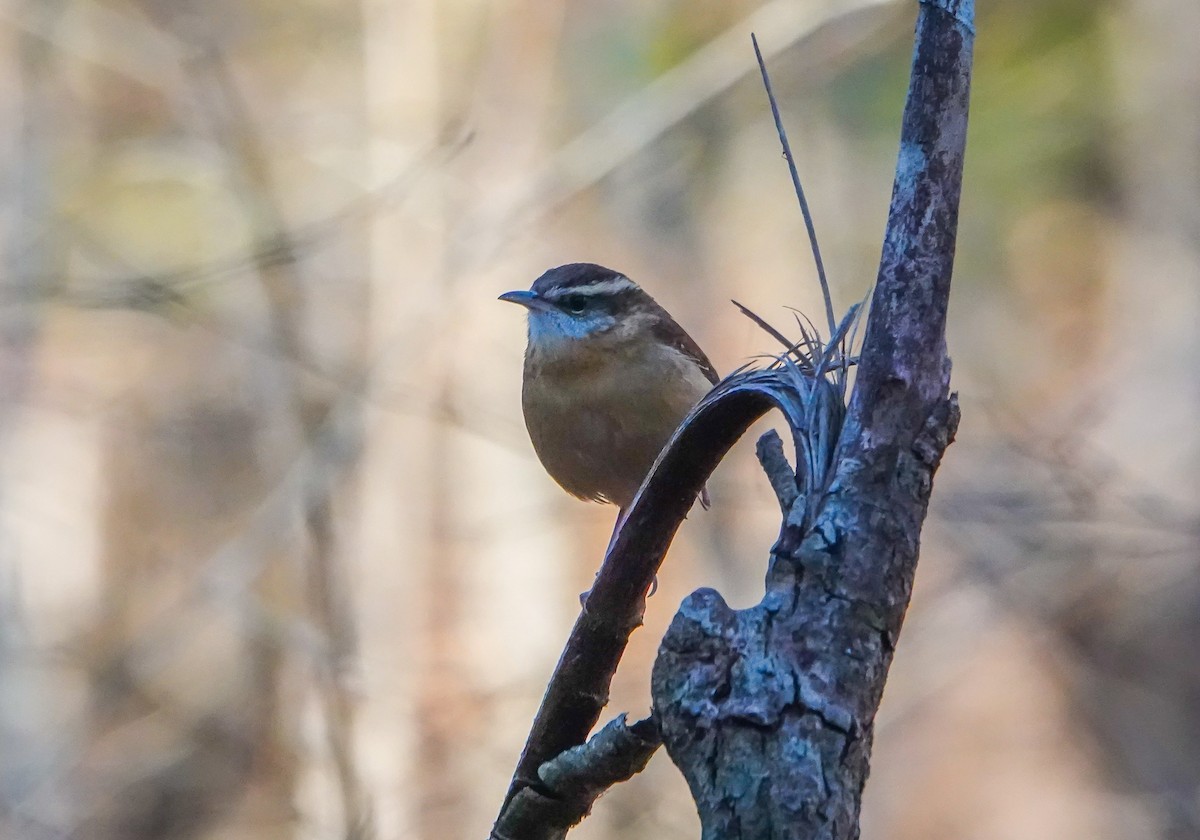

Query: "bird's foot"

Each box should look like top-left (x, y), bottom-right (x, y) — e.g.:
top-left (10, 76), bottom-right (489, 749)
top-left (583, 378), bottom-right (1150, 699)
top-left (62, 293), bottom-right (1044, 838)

top-left (579, 574), bottom-right (658, 606)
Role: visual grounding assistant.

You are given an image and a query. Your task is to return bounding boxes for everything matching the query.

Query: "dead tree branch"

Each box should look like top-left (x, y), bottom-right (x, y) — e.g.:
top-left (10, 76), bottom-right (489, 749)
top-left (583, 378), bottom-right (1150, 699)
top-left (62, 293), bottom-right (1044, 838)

top-left (651, 0), bottom-right (973, 836)
top-left (492, 0), bottom-right (972, 836)
top-left (492, 715), bottom-right (661, 840)
top-left (491, 365), bottom-right (838, 838)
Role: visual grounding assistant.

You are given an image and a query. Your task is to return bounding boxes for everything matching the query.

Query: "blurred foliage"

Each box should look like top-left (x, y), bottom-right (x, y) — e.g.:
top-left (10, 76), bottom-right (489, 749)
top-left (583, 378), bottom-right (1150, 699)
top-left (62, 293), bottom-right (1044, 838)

top-left (0, 0), bottom-right (1197, 839)
top-left (829, 0), bottom-right (1117, 273)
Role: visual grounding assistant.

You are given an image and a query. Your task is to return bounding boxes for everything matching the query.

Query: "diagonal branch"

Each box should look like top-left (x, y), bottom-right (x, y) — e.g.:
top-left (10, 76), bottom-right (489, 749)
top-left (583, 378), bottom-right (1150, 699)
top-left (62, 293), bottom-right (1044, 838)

top-left (493, 715), bottom-right (662, 840)
top-left (491, 363), bottom-right (834, 835)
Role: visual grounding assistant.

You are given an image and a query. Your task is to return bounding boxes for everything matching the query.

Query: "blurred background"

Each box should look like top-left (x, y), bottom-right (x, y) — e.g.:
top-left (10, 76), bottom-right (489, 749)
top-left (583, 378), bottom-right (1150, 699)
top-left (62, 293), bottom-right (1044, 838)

top-left (1, 0), bottom-right (1197, 838)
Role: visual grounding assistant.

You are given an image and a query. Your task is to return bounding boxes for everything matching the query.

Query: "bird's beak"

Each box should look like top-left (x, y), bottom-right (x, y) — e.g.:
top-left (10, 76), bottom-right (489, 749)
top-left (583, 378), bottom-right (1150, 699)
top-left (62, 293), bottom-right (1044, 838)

top-left (498, 289), bottom-right (556, 313)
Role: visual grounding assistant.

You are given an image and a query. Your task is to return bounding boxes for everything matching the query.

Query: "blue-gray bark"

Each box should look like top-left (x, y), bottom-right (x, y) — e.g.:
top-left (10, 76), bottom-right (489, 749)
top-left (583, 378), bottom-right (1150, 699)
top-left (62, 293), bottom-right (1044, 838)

top-left (650, 1), bottom-right (973, 837)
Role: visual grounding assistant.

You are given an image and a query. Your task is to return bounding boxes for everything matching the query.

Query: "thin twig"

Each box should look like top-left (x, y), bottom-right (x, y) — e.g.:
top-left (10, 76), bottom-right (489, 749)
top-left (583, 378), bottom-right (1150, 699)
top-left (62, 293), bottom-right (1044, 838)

top-left (756, 430), bottom-right (800, 513)
top-left (493, 715), bottom-right (662, 840)
top-left (751, 33), bottom-right (837, 341)
top-left (732, 299), bottom-right (817, 372)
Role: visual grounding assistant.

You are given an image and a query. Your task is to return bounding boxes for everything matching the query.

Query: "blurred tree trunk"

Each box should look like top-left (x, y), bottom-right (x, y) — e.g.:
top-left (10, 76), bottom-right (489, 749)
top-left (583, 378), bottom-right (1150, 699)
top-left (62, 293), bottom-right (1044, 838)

top-left (0, 11), bottom-right (63, 838)
top-left (88, 327), bottom-right (297, 840)
top-left (1059, 0), bottom-right (1200, 836)
top-left (79, 14), bottom-right (368, 839)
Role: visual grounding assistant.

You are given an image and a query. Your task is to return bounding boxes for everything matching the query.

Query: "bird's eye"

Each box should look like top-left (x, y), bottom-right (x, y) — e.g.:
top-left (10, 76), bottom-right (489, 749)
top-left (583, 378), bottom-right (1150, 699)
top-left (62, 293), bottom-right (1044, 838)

top-left (559, 294), bottom-right (588, 315)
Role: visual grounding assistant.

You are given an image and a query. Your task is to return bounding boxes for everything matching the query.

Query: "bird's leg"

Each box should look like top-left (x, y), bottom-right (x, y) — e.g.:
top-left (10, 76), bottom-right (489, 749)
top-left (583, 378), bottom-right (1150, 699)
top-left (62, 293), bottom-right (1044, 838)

top-left (607, 508), bottom-right (658, 596)
top-left (581, 511), bottom-right (624, 606)
top-left (603, 507), bottom-right (626, 559)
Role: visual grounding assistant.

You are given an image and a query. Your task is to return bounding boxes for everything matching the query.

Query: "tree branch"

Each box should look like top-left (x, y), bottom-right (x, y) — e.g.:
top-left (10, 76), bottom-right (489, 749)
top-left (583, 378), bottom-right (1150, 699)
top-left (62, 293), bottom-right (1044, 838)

top-left (650, 1), bottom-right (973, 837)
top-left (492, 715), bottom-right (662, 840)
top-left (492, 1), bottom-right (972, 836)
top-left (756, 429), bottom-right (800, 513)
top-left (491, 364), bottom-right (837, 836)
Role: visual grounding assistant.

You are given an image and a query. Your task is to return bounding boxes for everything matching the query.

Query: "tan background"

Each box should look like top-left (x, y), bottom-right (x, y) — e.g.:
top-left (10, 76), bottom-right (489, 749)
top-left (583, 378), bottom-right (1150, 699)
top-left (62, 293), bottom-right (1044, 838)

top-left (1, 0), bottom-right (1197, 838)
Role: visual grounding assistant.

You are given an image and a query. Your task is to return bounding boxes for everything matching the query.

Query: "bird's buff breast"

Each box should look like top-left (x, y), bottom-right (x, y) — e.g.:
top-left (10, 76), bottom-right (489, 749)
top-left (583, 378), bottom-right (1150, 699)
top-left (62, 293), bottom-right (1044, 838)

top-left (521, 342), bottom-right (709, 508)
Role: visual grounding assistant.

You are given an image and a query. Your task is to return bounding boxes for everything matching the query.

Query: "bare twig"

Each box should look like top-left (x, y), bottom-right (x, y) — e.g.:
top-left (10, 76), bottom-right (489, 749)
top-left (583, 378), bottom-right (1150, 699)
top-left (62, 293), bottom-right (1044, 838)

top-left (756, 430), bottom-right (800, 513)
top-left (493, 715), bottom-right (661, 840)
top-left (752, 33), bottom-right (837, 340)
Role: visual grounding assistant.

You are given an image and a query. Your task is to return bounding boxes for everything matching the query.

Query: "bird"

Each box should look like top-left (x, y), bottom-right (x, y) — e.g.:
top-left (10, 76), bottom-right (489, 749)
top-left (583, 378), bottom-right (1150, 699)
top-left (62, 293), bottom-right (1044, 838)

top-left (499, 263), bottom-right (719, 528)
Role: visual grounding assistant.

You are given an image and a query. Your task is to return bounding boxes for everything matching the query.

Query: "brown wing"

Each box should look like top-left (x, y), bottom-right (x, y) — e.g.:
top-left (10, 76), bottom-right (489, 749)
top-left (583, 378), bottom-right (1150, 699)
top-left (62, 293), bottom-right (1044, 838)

top-left (649, 305), bottom-right (720, 385)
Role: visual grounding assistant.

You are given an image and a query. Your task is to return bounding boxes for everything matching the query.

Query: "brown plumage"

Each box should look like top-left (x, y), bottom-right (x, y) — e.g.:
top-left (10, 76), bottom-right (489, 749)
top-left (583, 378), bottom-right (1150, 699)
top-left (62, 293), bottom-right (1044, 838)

top-left (500, 263), bottom-right (718, 511)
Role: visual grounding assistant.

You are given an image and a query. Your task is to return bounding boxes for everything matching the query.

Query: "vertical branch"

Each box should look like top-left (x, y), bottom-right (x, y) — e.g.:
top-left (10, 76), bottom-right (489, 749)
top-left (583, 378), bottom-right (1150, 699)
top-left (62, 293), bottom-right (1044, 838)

top-left (848, 0), bottom-right (972, 414)
top-left (651, 2), bottom-right (972, 838)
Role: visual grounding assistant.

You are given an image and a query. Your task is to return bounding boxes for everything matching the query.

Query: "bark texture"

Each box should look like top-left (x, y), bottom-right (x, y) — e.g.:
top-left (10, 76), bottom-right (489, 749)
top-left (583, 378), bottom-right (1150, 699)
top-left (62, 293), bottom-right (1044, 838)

top-left (649, 1), bottom-right (973, 837)
top-left (493, 715), bottom-right (661, 840)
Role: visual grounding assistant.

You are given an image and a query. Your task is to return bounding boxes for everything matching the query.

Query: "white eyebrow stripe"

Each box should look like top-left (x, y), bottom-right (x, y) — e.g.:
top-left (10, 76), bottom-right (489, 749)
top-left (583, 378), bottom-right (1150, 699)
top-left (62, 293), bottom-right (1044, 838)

top-left (550, 277), bottom-right (637, 298)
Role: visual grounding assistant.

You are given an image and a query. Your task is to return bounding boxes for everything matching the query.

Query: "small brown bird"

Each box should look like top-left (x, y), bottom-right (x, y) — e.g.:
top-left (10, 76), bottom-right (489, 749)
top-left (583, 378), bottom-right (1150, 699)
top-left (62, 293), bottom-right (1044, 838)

top-left (499, 263), bottom-right (719, 520)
